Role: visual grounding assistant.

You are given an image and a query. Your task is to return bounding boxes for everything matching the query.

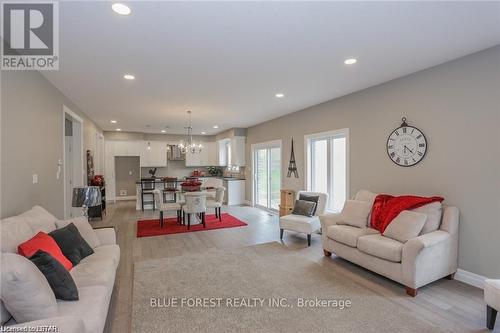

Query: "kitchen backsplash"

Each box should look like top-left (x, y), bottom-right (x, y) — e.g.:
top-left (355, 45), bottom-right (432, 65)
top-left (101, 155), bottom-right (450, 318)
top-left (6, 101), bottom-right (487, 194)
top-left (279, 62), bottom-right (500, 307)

top-left (141, 163), bottom-right (245, 179)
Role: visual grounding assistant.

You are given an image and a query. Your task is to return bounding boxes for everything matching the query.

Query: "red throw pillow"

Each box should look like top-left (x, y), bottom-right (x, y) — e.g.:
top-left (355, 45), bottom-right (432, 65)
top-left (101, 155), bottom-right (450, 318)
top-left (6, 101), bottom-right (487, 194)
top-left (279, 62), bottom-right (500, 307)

top-left (18, 232), bottom-right (73, 270)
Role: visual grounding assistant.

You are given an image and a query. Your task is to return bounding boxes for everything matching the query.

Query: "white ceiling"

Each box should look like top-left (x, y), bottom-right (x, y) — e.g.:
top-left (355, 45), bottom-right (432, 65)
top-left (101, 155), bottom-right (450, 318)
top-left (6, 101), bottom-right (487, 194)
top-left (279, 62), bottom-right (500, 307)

top-left (42, 1), bottom-right (500, 135)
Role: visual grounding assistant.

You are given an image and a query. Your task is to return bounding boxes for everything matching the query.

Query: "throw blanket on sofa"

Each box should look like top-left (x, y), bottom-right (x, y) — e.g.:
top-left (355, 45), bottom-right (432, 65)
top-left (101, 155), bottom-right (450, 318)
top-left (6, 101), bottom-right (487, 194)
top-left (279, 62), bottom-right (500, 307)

top-left (370, 195), bottom-right (444, 233)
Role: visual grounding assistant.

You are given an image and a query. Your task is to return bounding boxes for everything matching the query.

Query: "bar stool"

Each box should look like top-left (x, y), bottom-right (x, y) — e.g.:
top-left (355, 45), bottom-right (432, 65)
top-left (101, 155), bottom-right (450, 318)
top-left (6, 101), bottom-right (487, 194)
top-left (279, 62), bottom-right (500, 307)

top-left (140, 179), bottom-right (156, 211)
top-left (162, 177), bottom-right (177, 203)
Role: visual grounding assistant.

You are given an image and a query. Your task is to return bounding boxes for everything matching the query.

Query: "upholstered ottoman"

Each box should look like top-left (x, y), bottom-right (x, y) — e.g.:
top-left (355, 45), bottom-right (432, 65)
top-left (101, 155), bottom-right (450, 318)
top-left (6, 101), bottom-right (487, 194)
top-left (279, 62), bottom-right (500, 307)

top-left (485, 279), bottom-right (500, 330)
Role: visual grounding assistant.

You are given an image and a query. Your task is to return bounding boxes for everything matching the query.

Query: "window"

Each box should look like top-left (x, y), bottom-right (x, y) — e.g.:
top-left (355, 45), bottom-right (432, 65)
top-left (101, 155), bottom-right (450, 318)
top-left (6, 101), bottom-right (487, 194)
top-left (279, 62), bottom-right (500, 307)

top-left (305, 129), bottom-right (348, 212)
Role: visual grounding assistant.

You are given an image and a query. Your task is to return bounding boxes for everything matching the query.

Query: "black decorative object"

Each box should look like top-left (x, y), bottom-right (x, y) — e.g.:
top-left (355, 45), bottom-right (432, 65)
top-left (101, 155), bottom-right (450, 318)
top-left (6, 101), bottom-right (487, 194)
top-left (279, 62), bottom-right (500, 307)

top-left (148, 168), bottom-right (157, 178)
top-left (86, 150), bottom-right (94, 185)
top-left (287, 139), bottom-right (299, 178)
top-left (386, 117), bottom-right (427, 167)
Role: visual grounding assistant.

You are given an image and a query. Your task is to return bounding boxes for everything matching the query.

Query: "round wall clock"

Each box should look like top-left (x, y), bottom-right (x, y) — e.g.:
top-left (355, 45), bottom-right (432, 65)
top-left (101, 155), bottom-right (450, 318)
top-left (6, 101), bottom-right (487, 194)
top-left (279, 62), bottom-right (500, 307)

top-left (386, 118), bottom-right (427, 167)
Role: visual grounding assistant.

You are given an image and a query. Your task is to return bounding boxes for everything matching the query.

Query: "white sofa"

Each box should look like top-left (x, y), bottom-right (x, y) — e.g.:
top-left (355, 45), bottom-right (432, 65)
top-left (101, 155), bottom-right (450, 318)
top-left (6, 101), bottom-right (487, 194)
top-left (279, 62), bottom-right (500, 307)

top-left (0, 206), bottom-right (120, 333)
top-left (320, 190), bottom-right (459, 296)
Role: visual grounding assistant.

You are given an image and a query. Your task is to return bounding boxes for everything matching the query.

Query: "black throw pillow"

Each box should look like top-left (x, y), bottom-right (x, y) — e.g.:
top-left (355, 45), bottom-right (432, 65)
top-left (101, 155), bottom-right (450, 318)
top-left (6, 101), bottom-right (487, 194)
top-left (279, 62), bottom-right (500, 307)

top-left (292, 200), bottom-right (317, 217)
top-left (49, 223), bottom-right (94, 266)
top-left (30, 250), bottom-right (79, 301)
top-left (299, 194), bottom-right (320, 215)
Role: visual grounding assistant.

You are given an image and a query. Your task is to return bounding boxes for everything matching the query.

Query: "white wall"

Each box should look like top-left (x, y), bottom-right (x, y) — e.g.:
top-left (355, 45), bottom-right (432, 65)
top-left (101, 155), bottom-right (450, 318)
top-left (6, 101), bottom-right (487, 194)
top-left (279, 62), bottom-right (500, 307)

top-left (245, 46), bottom-right (500, 278)
top-left (1, 71), bottom-right (102, 219)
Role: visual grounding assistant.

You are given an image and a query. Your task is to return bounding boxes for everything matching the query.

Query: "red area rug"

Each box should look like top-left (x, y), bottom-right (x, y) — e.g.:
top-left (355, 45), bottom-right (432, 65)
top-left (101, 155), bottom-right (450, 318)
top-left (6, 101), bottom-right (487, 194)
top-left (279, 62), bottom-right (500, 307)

top-left (136, 213), bottom-right (247, 238)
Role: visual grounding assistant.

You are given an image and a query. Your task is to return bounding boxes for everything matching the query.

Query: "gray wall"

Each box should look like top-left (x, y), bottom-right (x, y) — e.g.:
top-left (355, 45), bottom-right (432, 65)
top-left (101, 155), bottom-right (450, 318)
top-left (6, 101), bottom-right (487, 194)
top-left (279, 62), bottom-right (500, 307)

top-left (245, 46), bottom-right (500, 278)
top-left (1, 71), bottom-right (102, 219)
top-left (115, 156), bottom-right (140, 197)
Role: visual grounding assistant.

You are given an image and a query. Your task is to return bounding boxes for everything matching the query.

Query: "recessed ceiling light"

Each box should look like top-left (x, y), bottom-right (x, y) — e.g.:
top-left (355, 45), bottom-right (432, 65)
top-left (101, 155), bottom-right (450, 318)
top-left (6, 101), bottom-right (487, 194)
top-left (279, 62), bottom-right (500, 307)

top-left (201, 131), bottom-right (207, 135)
top-left (344, 58), bottom-right (357, 65)
top-left (110, 120), bottom-right (117, 124)
top-left (161, 130), bottom-right (166, 133)
top-left (112, 3), bottom-right (131, 15)
top-left (123, 74), bottom-right (135, 80)
top-left (213, 125), bottom-right (219, 129)
top-left (275, 93), bottom-right (284, 98)
top-left (116, 128), bottom-right (122, 131)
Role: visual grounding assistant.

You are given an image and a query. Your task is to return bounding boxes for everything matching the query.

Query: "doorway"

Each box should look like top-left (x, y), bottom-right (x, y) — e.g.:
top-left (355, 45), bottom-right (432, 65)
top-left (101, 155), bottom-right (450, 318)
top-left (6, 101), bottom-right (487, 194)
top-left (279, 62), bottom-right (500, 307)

top-left (63, 106), bottom-right (84, 219)
top-left (252, 140), bottom-right (281, 211)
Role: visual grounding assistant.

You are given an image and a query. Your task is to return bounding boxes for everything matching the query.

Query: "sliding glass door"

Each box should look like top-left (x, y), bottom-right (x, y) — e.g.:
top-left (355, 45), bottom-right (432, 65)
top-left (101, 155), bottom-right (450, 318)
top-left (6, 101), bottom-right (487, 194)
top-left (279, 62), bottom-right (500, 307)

top-left (253, 142), bottom-right (281, 211)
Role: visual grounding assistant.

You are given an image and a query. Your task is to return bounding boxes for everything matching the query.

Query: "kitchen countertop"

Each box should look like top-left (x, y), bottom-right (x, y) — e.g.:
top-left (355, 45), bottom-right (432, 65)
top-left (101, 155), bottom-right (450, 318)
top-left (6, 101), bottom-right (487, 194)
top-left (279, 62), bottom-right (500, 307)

top-left (135, 177), bottom-right (244, 184)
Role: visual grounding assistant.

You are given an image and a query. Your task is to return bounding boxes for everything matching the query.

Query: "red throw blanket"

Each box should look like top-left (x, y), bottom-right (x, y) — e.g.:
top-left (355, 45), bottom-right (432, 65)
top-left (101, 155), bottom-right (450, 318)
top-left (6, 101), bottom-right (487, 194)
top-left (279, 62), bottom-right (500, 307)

top-left (370, 194), bottom-right (444, 233)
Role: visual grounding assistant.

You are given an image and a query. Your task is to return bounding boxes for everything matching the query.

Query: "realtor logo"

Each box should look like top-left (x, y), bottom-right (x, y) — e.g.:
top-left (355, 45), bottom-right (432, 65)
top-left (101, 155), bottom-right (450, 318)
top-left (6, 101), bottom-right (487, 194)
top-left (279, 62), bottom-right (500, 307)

top-left (1, 1), bottom-right (59, 70)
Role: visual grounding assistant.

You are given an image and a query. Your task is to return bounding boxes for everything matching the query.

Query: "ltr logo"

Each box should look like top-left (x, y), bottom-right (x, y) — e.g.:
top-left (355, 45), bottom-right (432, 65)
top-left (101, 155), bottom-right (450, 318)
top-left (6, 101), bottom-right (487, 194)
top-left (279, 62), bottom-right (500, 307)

top-left (1, 2), bottom-right (59, 70)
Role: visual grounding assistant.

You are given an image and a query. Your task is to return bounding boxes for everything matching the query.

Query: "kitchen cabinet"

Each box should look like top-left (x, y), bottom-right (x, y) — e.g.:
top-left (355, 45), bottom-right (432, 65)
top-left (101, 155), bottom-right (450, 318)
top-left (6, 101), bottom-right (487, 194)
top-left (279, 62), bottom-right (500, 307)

top-left (185, 142), bottom-right (217, 166)
top-left (216, 137), bottom-right (245, 166)
top-left (185, 149), bottom-right (204, 166)
top-left (206, 142), bottom-right (218, 166)
top-left (217, 139), bottom-right (229, 166)
top-left (141, 141), bottom-right (167, 167)
top-left (223, 179), bottom-right (245, 205)
top-left (229, 136), bottom-right (246, 166)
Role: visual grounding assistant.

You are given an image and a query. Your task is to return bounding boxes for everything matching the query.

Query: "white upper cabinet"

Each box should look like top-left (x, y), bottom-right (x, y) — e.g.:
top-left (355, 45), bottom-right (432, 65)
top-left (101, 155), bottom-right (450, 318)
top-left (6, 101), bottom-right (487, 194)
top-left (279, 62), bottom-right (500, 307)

top-left (217, 140), bottom-right (229, 166)
top-left (229, 136), bottom-right (246, 166)
top-left (206, 142), bottom-right (218, 166)
top-left (141, 141), bottom-right (167, 167)
top-left (185, 142), bottom-right (216, 166)
top-left (185, 149), bottom-right (202, 166)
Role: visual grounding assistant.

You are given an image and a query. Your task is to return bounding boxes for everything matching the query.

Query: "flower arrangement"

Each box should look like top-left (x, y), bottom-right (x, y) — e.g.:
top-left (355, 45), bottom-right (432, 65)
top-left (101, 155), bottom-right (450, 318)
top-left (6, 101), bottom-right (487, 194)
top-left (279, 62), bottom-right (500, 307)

top-left (180, 180), bottom-right (202, 192)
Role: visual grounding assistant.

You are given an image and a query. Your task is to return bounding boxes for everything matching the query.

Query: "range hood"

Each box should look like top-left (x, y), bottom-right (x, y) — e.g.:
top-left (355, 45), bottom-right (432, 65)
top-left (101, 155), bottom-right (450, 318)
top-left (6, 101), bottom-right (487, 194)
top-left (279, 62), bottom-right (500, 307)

top-left (168, 145), bottom-right (185, 161)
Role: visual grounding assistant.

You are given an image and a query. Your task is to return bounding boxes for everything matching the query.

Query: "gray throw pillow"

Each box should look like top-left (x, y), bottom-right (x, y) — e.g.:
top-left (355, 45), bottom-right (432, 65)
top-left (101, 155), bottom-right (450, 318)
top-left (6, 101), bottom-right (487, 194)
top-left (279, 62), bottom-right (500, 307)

top-left (49, 223), bottom-right (94, 266)
top-left (292, 200), bottom-right (317, 217)
top-left (29, 250), bottom-right (79, 301)
top-left (299, 194), bottom-right (320, 215)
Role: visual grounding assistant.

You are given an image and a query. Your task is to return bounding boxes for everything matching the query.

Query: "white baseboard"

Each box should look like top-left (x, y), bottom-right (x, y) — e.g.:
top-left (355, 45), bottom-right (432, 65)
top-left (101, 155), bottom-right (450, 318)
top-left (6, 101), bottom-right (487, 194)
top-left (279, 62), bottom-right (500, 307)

top-left (244, 200), bottom-right (254, 206)
top-left (455, 269), bottom-right (487, 289)
top-left (115, 195), bottom-right (136, 201)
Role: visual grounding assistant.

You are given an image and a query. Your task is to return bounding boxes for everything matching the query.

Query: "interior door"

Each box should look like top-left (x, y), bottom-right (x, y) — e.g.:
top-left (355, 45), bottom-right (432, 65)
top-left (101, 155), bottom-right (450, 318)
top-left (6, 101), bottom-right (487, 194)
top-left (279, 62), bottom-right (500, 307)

top-left (254, 143), bottom-right (281, 211)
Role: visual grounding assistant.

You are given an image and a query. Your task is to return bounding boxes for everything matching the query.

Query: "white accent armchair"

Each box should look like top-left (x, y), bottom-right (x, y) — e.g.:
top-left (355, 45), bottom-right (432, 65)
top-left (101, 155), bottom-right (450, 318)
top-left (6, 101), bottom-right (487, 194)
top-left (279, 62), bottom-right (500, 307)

top-left (485, 279), bottom-right (499, 329)
top-left (279, 191), bottom-right (328, 246)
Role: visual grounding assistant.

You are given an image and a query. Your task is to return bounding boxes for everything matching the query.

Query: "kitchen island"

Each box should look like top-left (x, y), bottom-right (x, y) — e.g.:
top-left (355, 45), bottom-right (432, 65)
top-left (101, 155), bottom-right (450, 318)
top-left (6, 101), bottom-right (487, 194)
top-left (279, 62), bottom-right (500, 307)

top-left (135, 177), bottom-right (245, 210)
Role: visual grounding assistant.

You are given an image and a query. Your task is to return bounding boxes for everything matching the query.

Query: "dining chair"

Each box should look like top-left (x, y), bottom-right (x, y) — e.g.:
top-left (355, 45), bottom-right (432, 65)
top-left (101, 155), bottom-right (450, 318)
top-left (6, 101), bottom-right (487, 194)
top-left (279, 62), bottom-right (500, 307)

top-left (207, 186), bottom-right (225, 221)
top-left (140, 179), bottom-right (156, 211)
top-left (183, 192), bottom-right (207, 230)
top-left (154, 192), bottom-right (182, 227)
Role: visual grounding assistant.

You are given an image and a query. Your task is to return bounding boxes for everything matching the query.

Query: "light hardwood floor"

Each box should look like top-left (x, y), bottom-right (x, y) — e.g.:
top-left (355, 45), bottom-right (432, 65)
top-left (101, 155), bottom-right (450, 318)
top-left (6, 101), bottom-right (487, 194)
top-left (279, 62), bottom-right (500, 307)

top-left (93, 200), bottom-right (495, 333)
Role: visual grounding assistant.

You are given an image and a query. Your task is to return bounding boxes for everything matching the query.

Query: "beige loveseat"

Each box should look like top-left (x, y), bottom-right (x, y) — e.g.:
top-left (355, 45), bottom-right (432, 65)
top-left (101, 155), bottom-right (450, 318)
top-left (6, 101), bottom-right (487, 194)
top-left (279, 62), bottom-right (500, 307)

top-left (0, 206), bottom-right (120, 332)
top-left (320, 190), bottom-right (459, 296)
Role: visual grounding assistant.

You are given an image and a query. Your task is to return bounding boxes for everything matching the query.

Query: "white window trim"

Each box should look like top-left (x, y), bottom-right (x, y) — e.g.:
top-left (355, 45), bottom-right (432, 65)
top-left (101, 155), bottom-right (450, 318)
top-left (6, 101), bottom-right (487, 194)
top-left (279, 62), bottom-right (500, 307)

top-left (304, 128), bottom-right (350, 213)
top-left (251, 139), bottom-right (282, 212)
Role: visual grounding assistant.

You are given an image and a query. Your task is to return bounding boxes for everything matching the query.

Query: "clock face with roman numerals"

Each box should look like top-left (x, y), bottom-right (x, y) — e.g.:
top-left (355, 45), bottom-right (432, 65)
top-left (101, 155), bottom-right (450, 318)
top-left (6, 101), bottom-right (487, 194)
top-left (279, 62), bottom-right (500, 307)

top-left (386, 125), bottom-right (427, 167)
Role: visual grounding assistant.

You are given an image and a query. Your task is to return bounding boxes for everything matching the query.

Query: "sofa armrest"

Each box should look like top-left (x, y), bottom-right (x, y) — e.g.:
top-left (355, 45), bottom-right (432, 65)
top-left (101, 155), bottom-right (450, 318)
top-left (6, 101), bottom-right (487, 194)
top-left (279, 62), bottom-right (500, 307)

top-left (404, 230), bottom-right (450, 255)
top-left (402, 230), bottom-right (457, 289)
top-left (8, 316), bottom-right (85, 333)
top-left (93, 227), bottom-right (116, 246)
top-left (319, 213), bottom-right (342, 229)
top-left (440, 206), bottom-right (459, 235)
